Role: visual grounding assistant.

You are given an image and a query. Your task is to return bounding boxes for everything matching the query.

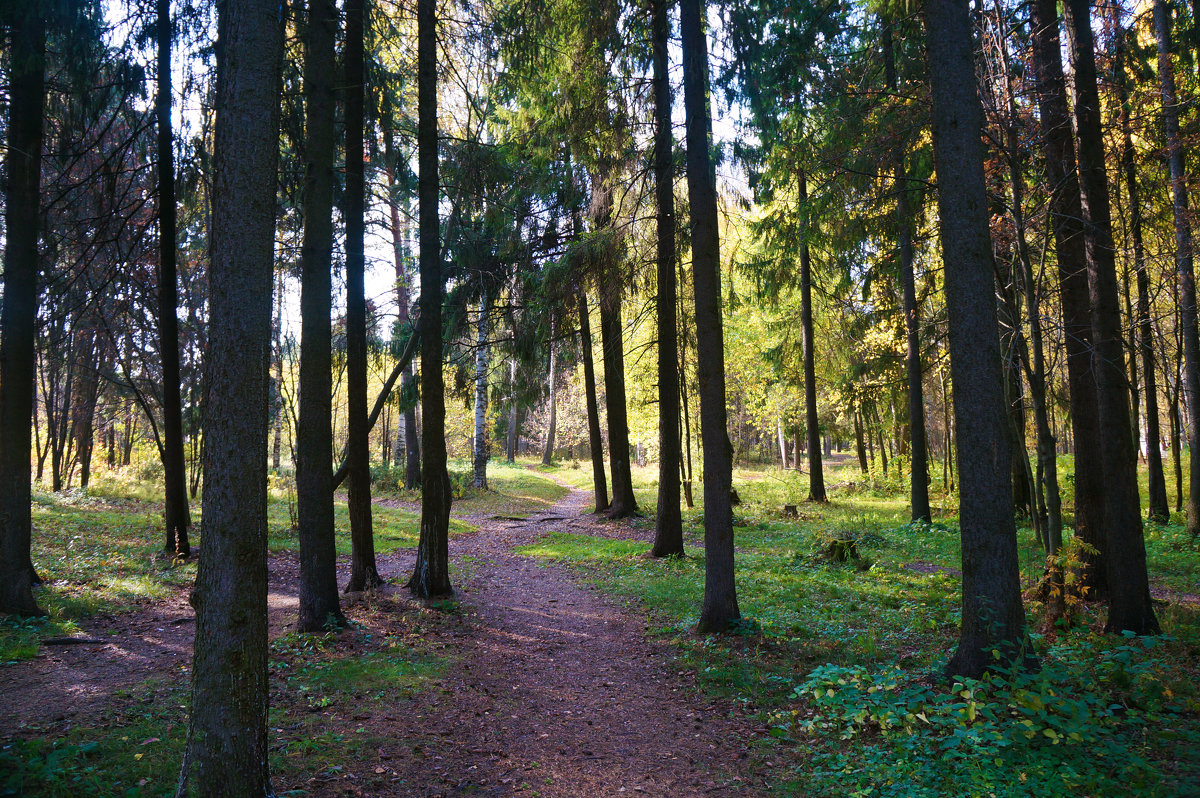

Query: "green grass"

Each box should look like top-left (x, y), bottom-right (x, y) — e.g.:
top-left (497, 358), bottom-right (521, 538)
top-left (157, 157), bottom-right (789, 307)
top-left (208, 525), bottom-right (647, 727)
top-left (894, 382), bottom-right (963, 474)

top-left (1, 628), bottom-right (446, 796)
top-left (519, 455), bottom-right (1200, 797)
top-left (375, 458), bottom-right (570, 518)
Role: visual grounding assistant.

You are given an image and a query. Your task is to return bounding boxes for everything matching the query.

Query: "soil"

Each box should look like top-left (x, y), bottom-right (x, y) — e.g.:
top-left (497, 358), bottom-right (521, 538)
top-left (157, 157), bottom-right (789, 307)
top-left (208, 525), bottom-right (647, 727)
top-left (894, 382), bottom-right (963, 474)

top-left (0, 478), bottom-right (769, 796)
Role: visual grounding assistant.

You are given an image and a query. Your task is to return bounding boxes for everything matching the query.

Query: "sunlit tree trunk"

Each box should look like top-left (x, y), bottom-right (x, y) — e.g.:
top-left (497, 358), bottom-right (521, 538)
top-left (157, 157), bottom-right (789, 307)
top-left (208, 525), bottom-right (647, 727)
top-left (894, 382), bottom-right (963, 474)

top-left (579, 292), bottom-right (609, 512)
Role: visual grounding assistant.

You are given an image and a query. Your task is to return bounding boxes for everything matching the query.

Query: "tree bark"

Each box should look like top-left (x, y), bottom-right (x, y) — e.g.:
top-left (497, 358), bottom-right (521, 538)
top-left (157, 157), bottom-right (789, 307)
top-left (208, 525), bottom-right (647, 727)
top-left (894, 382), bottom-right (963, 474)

top-left (542, 317), bottom-right (557, 466)
top-left (474, 298), bottom-right (491, 489)
top-left (579, 292), bottom-right (610, 512)
top-left (1114, 14), bottom-right (1168, 523)
top-left (797, 172), bottom-right (827, 503)
top-left (0, 0), bottom-right (46, 617)
top-left (409, 0), bottom-right (453, 598)
top-left (1029, 0), bottom-right (1107, 597)
top-left (180, 0), bottom-right (282, 790)
top-left (682, 0), bottom-right (739, 633)
top-left (652, 0), bottom-right (683, 557)
top-left (156, 0), bottom-right (192, 557)
top-left (1064, 0), bottom-right (1158, 635)
top-left (923, 0), bottom-right (1031, 678)
top-left (1155, 0), bottom-right (1200, 537)
top-left (295, 0), bottom-right (345, 632)
top-left (342, 0), bottom-right (380, 592)
top-left (507, 358), bottom-right (519, 465)
top-left (600, 287), bottom-right (637, 518)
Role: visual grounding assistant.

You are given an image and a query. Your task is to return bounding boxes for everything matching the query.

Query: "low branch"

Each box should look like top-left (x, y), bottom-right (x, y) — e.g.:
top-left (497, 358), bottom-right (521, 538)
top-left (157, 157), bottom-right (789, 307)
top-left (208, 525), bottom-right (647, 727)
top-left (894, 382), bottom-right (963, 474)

top-left (332, 329), bottom-right (420, 489)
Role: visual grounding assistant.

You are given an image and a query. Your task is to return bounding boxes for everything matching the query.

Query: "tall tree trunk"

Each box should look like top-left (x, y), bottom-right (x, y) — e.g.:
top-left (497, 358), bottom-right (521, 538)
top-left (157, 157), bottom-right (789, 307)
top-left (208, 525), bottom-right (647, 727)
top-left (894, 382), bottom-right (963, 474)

top-left (854, 405), bottom-right (869, 474)
top-left (1064, 0), bottom-right (1159, 635)
top-left (1029, 0), bottom-right (1107, 597)
top-left (599, 287), bottom-right (637, 518)
top-left (342, 0), bottom-right (379, 592)
top-left (1115, 14), bottom-right (1169, 523)
top-left (473, 298), bottom-right (490, 489)
top-left (180, 0), bottom-right (282, 789)
top-left (409, 0), bottom-right (453, 598)
top-left (682, 0), bottom-right (739, 633)
top-left (1155, 0), bottom-right (1200, 537)
top-left (295, 0), bottom-right (345, 633)
top-left (652, 0), bottom-right (683, 556)
top-left (579, 292), bottom-right (609, 512)
top-left (542, 317), bottom-right (557, 466)
top-left (0, 1), bottom-right (46, 617)
top-left (157, 0), bottom-right (191, 556)
top-left (506, 359), bottom-right (518, 464)
top-left (924, 0), bottom-right (1031, 678)
top-left (271, 276), bottom-right (284, 472)
top-left (777, 421), bottom-right (788, 470)
top-left (798, 173), bottom-right (826, 503)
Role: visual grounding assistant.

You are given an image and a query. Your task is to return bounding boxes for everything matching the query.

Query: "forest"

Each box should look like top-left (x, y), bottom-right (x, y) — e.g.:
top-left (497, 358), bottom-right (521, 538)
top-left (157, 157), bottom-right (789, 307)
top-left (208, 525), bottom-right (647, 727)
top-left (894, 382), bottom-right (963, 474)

top-left (1, 0), bottom-right (1199, 794)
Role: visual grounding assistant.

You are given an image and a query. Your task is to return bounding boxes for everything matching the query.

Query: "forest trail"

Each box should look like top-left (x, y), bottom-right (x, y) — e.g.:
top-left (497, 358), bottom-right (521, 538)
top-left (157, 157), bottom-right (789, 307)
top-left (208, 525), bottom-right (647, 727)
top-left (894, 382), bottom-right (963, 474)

top-left (366, 478), bottom-right (767, 797)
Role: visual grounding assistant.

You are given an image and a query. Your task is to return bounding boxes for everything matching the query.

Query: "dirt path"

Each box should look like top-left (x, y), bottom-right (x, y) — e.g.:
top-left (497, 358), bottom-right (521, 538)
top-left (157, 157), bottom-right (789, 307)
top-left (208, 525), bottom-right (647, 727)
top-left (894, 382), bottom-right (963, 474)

top-left (2, 480), bottom-right (769, 795)
top-left (358, 481), bottom-right (764, 797)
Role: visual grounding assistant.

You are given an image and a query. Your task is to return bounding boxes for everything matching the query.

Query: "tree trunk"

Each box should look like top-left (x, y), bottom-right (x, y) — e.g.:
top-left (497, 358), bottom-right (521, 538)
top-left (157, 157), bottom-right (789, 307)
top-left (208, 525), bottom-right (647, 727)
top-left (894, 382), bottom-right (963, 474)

top-left (180, 0), bottom-right (282, 790)
top-left (1064, 0), bottom-right (1158, 635)
top-left (579, 292), bottom-right (609, 512)
top-left (0, 1), bottom-right (46, 617)
top-left (542, 317), bottom-right (557, 466)
top-left (797, 172), bottom-right (826, 503)
top-left (1029, 0), bottom-right (1107, 597)
top-left (271, 277), bottom-right (284, 472)
top-left (652, 0), bottom-right (683, 556)
top-left (295, 0), bottom-right (345, 632)
top-left (507, 359), bottom-right (518, 465)
top-left (682, 0), bottom-right (739, 633)
top-left (777, 421), bottom-right (788, 470)
top-left (155, 0), bottom-right (193, 557)
top-left (600, 287), bottom-right (637, 518)
top-left (473, 298), bottom-right (491, 489)
top-left (342, 0), bottom-right (380, 593)
top-left (1114, 14), bottom-right (1168, 523)
top-left (924, 0), bottom-right (1031, 679)
top-left (409, 0), bottom-right (453, 598)
top-left (1155, 0), bottom-right (1200, 537)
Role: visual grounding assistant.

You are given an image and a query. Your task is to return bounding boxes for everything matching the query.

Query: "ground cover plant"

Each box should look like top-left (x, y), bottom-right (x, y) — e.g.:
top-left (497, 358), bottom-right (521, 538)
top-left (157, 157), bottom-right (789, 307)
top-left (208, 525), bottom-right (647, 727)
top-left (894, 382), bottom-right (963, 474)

top-left (526, 457), bottom-right (1200, 796)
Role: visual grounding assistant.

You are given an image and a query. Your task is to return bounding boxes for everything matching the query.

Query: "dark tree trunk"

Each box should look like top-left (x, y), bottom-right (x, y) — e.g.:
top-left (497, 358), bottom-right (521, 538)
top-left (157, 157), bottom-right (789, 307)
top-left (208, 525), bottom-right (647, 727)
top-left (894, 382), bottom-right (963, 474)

top-left (854, 406), bottom-right (869, 474)
top-left (1155, 0), bottom-right (1200, 537)
top-left (409, 0), bottom-right (453, 598)
top-left (579, 292), bottom-right (609, 513)
top-left (156, 0), bottom-right (192, 557)
top-left (600, 287), bottom-right (637, 518)
top-left (1114, 16), bottom-right (1168, 523)
top-left (682, 0), bottom-right (739, 633)
top-left (1029, 0), bottom-right (1107, 597)
top-left (180, 0), bottom-right (283, 790)
top-left (652, 0), bottom-right (683, 557)
top-left (0, 1), bottom-right (46, 617)
top-left (342, 0), bottom-right (380, 592)
top-left (404, 358), bottom-right (421, 488)
top-left (271, 278), bottom-right (284, 472)
top-left (923, 0), bottom-right (1031, 679)
top-left (295, 0), bottom-right (345, 632)
top-left (1064, 0), bottom-right (1158, 635)
top-left (798, 173), bottom-right (826, 503)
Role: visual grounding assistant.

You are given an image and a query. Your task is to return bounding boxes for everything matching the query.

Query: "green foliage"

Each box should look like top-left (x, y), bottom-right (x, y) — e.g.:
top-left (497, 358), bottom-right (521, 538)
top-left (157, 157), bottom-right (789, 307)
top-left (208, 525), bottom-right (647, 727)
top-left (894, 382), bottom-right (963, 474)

top-left (779, 634), bottom-right (1198, 797)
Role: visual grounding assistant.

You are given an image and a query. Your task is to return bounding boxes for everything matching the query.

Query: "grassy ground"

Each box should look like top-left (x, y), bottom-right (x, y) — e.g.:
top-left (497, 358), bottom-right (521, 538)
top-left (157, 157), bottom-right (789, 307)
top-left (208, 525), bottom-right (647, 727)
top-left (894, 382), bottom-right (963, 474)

top-left (1, 460), bottom-right (569, 796)
top-left (526, 455), bottom-right (1200, 797)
